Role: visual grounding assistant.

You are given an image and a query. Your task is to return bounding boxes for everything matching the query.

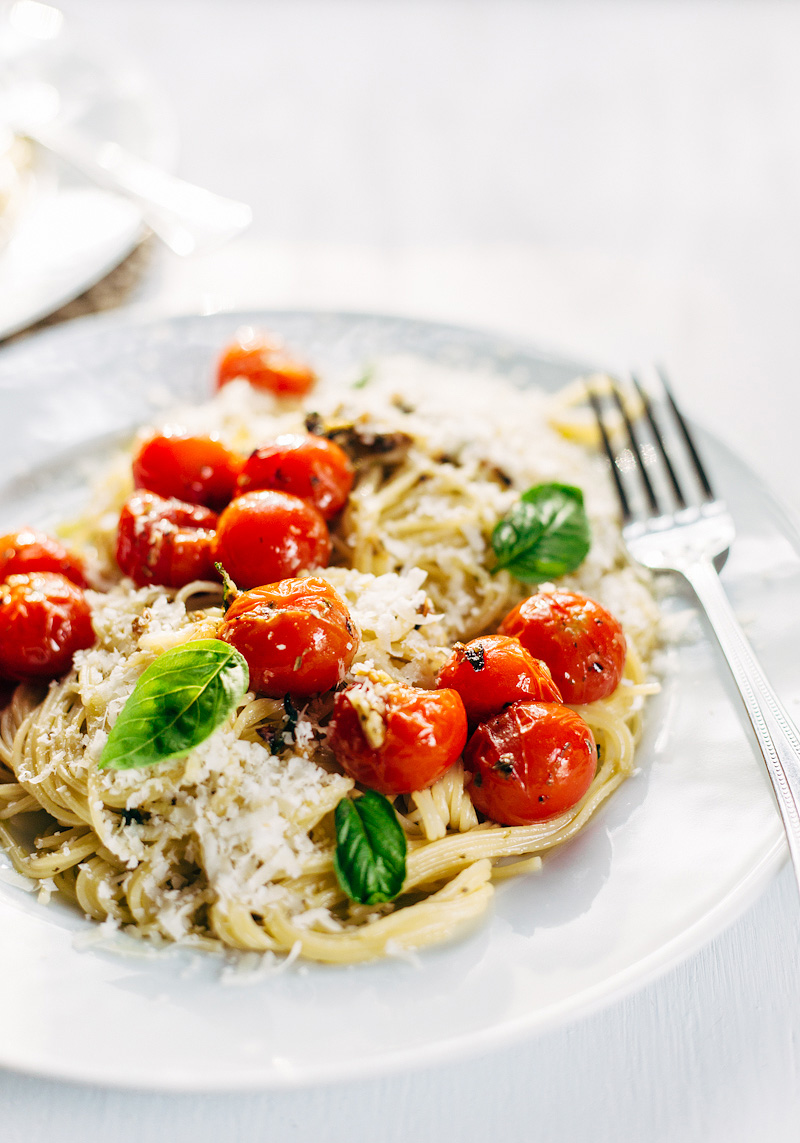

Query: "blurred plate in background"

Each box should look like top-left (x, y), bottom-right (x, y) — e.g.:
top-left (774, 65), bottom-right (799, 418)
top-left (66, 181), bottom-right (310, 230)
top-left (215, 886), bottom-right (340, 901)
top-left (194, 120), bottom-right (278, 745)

top-left (0, 13), bottom-right (177, 339)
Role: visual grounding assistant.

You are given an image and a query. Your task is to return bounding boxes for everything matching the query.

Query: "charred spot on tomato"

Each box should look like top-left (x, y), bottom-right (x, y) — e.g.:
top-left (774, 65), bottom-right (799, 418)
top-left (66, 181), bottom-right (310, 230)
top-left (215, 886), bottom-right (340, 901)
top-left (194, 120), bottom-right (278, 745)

top-left (472, 772), bottom-right (483, 787)
top-left (493, 753), bottom-right (516, 777)
top-left (463, 643), bottom-right (485, 672)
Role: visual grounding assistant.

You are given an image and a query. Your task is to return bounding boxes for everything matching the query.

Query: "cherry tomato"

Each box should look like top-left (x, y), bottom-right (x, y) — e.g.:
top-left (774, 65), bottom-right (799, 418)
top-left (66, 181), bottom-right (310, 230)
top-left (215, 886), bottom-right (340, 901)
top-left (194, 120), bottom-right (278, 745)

top-left (212, 490), bottom-right (330, 590)
top-left (218, 577), bottom-right (357, 697)
top-left (132, 430), bottom-right (241, 511)
top-left (216, 330), bottom-right (316, 397)
top-left (0, 572), bottom-right (95, 681)
top-left (116, 492), bottom-right (218, 588)
top-left (236, 434), bottom-right (354, 520)
top-left (465, 701), bottom-right (596, 825)
top-left (328, 683), bottom-right (467, 796)
top-left (499, 590), bottom-right (627, 704)
top-left (0, 529), bottom-right (87, 587)
top-left (435, 633), bottom-right (562, 727)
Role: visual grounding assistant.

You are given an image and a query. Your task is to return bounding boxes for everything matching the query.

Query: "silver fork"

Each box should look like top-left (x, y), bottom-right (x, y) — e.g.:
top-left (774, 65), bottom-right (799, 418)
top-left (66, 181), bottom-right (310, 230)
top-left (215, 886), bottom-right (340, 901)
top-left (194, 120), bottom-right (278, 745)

top-left (588, 370), bottom-right (800, 895)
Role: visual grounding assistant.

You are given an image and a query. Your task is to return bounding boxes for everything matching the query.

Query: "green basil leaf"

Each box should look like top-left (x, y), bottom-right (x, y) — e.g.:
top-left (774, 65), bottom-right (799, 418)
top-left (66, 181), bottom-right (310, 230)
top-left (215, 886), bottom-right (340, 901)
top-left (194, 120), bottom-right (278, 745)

top-left (333, 791), bottom-right (407, 905)
top-left (492, 482), bottom-right (591, 583)
top-left (99, 639), bottom-right (249, 770)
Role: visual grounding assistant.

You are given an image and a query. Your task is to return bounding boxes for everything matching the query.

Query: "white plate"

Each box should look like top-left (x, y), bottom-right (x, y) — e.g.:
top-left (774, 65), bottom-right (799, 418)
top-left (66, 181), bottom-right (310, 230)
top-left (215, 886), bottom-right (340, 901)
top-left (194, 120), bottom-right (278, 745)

top-left (0, 28), bottom-right (177, 340)
top-left (0, 310), bottom-right (793, 1091)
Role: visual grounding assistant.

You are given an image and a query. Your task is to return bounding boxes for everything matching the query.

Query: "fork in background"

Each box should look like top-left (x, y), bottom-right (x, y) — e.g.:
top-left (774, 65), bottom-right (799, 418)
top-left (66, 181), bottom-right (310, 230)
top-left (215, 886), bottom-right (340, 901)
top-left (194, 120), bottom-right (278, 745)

top-left (588, 370), bottom-right (800, 895)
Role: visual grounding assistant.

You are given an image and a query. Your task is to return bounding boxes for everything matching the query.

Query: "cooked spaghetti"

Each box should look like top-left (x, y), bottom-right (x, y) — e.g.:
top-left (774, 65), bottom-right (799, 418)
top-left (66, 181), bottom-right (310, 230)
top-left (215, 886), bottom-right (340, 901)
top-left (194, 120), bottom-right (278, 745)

top-left (0, 354), bottom-right (660, 962)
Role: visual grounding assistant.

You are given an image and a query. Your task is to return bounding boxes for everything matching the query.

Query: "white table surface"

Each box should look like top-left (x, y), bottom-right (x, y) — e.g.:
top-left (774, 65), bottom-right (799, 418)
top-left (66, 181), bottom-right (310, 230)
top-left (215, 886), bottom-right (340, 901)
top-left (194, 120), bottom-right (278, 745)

top-left (3, 1), bottom-right (800, 1138)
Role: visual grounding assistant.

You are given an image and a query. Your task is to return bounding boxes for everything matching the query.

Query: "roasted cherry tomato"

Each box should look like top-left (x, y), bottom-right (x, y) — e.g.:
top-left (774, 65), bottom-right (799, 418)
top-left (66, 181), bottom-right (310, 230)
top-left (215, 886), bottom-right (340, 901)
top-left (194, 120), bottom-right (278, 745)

top-left (212, 490), bottom-right (330, 590)
top-left (499, 590), bottom-right (627, 704)
top-left (0, 572), bottom-right (95, 681)
top-left (116, 492), bottom-right (218, 588)
top-left (0, 529), bottom-right (87, 587)
top-left (328, 683), bottom-right (467, 796)
top-left (465, 700), bottom-right (596, 825)
top-left (236, 434), bottom-right (354, 520)
top-left (435, 633), bottom-right (562, 727)
top-left (216, 330), bottom-right (316, 397)
top-left (132, 430), bottom-right (241, 511)
top-left (218, 577), bottom-right (357, 697)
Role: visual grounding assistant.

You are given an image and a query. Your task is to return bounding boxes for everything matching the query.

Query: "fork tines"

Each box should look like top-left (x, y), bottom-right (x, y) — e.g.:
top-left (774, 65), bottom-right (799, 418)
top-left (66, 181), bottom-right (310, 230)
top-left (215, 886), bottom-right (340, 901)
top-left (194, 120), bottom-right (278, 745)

top-left (587, 370), bottom-right (717, 525)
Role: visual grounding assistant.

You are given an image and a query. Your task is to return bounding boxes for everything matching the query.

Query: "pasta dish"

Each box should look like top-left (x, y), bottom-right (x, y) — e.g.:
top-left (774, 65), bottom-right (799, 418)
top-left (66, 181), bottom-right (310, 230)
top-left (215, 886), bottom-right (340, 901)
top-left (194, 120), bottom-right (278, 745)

top-left (0, 329), bottom-right (660, 964)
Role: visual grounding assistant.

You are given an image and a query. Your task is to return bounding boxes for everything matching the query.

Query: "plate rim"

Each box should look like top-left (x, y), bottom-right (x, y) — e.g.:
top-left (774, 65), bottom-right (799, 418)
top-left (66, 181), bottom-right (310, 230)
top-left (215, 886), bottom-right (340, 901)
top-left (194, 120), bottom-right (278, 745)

top-left (0, 838), bottom-right (785, 1094)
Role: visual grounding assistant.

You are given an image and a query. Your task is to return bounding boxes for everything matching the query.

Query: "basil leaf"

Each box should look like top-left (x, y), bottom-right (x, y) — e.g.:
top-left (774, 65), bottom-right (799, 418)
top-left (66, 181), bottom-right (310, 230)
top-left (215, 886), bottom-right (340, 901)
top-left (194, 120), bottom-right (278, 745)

top-left (492, 482), bottom-right (591, 583)
top-left (333, 791), bottom-right (407, 905)
top-left (99, 639), bottom-right (249, 770)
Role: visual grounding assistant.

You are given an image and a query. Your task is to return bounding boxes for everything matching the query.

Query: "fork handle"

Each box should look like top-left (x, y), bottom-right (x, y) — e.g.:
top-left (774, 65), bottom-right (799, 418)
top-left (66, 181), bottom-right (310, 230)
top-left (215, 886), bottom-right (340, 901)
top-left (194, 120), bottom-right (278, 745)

top-left (684, 557), bottom-right (800, 891)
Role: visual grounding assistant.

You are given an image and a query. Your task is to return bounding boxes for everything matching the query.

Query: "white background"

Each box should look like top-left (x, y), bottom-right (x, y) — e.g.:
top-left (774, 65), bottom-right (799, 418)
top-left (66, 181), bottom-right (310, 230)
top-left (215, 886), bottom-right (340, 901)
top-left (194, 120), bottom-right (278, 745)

top-left (3, 1), bottom-right (800, 1138)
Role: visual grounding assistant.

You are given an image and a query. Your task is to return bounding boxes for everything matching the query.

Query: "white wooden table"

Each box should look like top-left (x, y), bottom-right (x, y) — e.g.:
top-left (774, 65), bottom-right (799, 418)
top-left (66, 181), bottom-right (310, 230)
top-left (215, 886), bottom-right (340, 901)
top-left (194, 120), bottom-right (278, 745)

top-left (3, 2), bottom-right (800, 1137)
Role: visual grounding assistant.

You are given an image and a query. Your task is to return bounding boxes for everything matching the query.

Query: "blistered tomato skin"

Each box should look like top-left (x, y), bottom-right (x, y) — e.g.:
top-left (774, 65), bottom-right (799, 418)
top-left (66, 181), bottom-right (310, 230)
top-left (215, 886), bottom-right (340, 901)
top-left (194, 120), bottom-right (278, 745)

top-left (218, 577), bottom-right (358, 697)
top-left (435, 634), bottom-right (562, 727)
top-left (499, 590), bottom-right (627, 704)
top-left (132, 431), bottom-right (241, 511)
top-left (116, 492), bottom-right (218, 588)
top-left (0, 530), bottom-right (88, 588)
top-left (328, 685), bottom-right (468, 796)
top-left (212, 490), bottom-right (331, 590)
top-left (236, 434), bottom-right (355, 520)
top-left (216, 331), bottom-right (316, 397)
top-left (465, 701), bottom-right (596, 825)
top-left (0, 572), bottom-right (95, 681)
